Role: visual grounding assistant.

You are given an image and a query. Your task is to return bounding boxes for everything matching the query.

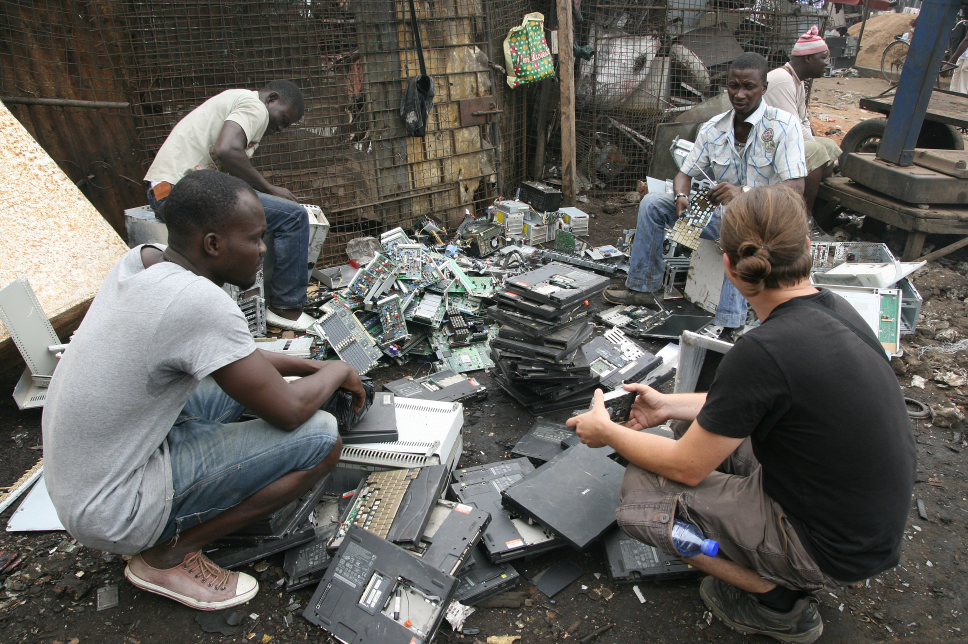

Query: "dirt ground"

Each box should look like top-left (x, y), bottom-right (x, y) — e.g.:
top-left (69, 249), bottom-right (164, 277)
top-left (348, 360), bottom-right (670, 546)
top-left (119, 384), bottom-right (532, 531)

top-left (3, 81), bottom-right (968, 643)
top-left (808, 76), bottom-right (893, 148)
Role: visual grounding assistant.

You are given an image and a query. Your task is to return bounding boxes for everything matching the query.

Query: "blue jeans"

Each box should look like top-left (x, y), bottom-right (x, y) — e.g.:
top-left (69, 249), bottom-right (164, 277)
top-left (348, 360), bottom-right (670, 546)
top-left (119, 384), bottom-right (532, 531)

top-left (155, 377), bottom-right (338, 544)
top-left (147, 186), bottom-right (310, 309)
top-left (626, 193), bottom-right (748, 328)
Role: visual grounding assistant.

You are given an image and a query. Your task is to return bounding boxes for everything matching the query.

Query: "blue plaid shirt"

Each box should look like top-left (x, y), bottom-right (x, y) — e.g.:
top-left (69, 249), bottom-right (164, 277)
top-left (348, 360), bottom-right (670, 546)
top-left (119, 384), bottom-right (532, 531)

top-left (681, 100), bottom-right (807, 187)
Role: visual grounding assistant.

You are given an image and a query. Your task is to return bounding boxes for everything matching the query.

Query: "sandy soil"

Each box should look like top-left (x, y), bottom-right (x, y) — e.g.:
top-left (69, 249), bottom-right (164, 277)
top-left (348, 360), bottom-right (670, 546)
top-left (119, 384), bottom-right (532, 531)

top-left (849, 12), bottom-right (920, 70)
top-left (808, 75), bottom-right (894, 146)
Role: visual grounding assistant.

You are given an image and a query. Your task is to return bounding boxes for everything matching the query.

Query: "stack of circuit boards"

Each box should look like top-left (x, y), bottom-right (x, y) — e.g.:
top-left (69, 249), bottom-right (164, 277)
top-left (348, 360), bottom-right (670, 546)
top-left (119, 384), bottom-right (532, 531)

top-left (486, 263), bottom-right (609, 413)
top-left (305, 228), bottom-right (501, 375)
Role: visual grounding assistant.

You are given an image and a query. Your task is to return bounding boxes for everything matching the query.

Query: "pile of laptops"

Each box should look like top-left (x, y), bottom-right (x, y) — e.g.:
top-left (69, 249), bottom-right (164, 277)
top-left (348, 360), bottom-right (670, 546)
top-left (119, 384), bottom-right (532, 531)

top-left (486, 262), bottom-right (610, 413)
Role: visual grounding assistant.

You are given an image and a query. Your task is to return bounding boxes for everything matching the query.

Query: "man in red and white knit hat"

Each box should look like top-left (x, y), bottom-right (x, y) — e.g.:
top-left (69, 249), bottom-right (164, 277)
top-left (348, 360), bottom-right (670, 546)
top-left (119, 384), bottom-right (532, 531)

top-left (764, 25), bottom-right (842, 215)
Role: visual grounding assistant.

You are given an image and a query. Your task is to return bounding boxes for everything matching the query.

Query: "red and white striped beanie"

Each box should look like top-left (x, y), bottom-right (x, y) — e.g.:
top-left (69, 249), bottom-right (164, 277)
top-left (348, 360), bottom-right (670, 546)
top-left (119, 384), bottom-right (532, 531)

top-left (791, 26), bottom-right (828, 56)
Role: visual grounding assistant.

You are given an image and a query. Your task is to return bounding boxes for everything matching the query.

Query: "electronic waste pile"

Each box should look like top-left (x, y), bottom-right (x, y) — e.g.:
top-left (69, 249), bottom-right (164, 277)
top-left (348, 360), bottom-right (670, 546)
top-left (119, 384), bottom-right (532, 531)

top-left (215, 185), bottom-right (709, 643)
top-left (202, 176), bottom-right (931, 643)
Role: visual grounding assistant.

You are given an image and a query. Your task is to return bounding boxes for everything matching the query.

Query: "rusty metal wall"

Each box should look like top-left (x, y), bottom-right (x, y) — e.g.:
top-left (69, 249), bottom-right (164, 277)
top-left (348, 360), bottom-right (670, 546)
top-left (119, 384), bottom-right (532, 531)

top-left (0, 0), bottom-right (532, 261)
top-left (0, 0), bottom-right (144, 236)
top-left (120, 0), bottom-right (532, 263)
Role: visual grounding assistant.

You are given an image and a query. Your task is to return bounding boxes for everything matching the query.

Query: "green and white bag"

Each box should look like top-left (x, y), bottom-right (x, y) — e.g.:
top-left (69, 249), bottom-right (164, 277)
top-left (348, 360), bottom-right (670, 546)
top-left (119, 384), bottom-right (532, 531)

top-left (504, 12), bottom-right (555, 89)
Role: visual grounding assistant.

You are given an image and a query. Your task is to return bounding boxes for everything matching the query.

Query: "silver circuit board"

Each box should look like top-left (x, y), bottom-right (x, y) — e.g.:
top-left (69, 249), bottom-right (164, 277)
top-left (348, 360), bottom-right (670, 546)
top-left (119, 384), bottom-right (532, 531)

top-left (308, 300), bottom-right (382, 374)
top-left (408, 292), bottom-right (446, 327)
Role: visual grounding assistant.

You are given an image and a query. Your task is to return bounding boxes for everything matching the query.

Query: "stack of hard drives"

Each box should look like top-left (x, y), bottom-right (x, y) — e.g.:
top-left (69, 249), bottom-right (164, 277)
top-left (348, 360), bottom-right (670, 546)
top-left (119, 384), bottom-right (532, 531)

top-left (487, 263), bottom-right (608, 414)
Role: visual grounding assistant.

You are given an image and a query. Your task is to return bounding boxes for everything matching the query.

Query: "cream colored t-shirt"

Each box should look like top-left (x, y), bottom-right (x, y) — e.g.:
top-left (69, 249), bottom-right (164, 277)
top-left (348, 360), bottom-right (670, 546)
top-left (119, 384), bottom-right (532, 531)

top-left (764, 65), bottom-right (814, 142)
top-left (144, 89), bottom-right (269, 184)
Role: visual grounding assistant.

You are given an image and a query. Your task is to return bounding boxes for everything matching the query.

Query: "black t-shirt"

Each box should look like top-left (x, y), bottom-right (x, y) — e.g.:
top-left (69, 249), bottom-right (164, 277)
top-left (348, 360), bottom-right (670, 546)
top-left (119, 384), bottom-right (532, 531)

top-left (697, 289), bottom-right (916, 582)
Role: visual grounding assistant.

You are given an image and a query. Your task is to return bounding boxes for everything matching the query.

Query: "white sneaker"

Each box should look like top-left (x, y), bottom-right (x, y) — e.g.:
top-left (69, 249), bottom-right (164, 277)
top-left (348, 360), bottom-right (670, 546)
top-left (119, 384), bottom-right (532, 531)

top-left (265, 310), bottom-right (316, 332)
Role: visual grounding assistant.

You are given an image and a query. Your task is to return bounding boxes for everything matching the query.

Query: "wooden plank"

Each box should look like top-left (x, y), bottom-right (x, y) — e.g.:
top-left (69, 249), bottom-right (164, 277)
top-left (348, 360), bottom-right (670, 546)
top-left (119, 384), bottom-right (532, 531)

top-left (818, 178), bottom-right (968, 234)
top-left (557, 0), bottom-right (577, 206)
top-left (860, 91), bottom-right (968, 129)
top-left (902, 231), bottom-right (928, 261)
top-left (0, 100), bottom-right (128, 354)
top-left (915, 234), bottom-right (968, 263)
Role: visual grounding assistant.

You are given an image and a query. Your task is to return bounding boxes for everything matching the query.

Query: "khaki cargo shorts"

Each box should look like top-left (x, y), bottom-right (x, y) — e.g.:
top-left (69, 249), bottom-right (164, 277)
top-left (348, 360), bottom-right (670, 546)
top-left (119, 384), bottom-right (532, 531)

top-left (616, 421), bottom-right (838, 591)
top-left (805, 137), bottom-right (843, 172)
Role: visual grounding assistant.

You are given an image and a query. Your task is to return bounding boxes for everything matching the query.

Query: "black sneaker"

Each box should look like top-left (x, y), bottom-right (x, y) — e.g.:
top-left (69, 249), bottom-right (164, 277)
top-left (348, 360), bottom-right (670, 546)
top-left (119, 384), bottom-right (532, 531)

top-left (699, 576), bottom-right (823, 644)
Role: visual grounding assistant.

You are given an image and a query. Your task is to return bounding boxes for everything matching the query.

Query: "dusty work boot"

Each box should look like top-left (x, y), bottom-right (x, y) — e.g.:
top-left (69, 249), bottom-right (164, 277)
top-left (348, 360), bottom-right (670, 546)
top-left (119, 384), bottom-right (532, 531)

top-left (125, 550), bottom-right (259, 611)
top-left (699, 576), bottom-right (823, 644)
top-left (603, 286), bottom-right (662, 307)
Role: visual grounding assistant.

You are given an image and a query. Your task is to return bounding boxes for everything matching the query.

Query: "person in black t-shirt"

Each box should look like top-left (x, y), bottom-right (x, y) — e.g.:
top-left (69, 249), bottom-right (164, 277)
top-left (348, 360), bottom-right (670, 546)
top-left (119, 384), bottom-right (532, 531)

top-left (568, 185), bottom-right (915, 644)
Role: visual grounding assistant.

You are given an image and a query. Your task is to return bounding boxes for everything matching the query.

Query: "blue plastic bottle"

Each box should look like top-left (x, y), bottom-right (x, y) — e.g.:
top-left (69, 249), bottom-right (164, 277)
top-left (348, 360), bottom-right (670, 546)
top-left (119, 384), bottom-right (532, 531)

top-left (672, 519), bottom-right (720, 557)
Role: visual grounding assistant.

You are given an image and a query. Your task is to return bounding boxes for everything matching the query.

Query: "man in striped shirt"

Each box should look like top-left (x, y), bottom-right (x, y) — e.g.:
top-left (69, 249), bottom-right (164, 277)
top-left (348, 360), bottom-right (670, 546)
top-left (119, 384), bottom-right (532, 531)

top-left (605, 53), bottom-right (807, 339)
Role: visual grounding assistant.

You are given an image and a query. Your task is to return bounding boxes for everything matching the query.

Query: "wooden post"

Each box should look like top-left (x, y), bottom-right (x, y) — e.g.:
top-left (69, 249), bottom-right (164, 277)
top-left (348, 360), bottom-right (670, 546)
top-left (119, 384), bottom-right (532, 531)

top-left (855, 0), bottom-right (871, 54)
top-left (557, 0), bottom-right (577, 206)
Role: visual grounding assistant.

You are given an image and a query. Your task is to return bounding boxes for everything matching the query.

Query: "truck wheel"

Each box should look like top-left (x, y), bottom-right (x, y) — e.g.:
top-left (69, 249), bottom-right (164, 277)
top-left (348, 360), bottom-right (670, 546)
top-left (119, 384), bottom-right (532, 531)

top-left (839, 118), bottom-right (965, 165)
top-left (917, 121), bottom-right (965, 150)
top-left (839, 118), bottom-right (889, 164)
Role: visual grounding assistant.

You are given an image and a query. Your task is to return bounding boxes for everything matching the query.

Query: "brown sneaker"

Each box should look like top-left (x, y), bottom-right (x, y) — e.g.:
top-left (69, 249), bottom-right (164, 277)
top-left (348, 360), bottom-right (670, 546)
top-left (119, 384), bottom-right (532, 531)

top-left (603, 287), bottom-right (662, 307)
top-left (700, 576), bottom-right (823, 644)
top-left (125, 550), bottom-right (258, 611)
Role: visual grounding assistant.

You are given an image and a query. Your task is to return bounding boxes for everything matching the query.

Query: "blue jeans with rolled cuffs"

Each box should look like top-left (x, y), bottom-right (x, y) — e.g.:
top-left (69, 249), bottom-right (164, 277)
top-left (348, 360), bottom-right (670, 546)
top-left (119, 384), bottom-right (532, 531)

top-left (148, 186), bottom-right (310, 309)
top-left (625, 192), bottom-right (748, 328)
top-left (155, 377), bottom-right (338, 544)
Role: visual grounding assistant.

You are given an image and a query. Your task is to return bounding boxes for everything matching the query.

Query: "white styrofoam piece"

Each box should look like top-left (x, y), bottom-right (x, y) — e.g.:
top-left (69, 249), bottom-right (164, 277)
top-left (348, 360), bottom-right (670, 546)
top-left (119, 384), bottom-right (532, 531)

top-left (646, 176), bottom-right (670, 195)
top-left (6, 474), bottom-right (64, 532)
top-left (814, 261), bottom-right (926, 289)
top-left (305, 205), bottom-right (330, 268)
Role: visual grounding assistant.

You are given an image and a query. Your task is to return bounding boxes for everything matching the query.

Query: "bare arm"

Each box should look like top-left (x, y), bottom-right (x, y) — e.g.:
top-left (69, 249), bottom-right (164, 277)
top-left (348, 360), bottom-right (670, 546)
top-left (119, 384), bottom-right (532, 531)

top-left (620, 382), bottom-right (707, 427)
top-left (212, 352), bottom-right (364, 431)
top-left (566, 388), bottom-right (743, 486)
top-left (257, 348), bottom-right (325, 377)
top-left (213, 121), bottom-right (298, 202)
top-left (781, 176), bottom-right (805, 195)
top-left (673, 171), bottom-right (693, 217)
top-left (953, 36), bottom-right (968, 62)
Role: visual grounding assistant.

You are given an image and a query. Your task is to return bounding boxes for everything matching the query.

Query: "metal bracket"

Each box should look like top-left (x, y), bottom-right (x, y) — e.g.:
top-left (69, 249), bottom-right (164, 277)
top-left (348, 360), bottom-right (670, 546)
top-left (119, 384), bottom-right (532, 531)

top-left (459, 96), bottom-right (502, 127)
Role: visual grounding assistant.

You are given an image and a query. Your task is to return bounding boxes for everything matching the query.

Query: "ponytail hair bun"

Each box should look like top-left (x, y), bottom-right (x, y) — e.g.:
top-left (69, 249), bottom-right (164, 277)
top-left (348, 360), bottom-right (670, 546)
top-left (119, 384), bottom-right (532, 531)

top-left (719, 186), bottom-right (812, 296)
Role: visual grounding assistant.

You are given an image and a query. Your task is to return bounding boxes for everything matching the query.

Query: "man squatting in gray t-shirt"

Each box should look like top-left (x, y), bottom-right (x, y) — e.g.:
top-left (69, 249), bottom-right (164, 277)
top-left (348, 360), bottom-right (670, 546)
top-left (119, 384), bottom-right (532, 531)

top-left (42, 170), bottom-right (363, 611)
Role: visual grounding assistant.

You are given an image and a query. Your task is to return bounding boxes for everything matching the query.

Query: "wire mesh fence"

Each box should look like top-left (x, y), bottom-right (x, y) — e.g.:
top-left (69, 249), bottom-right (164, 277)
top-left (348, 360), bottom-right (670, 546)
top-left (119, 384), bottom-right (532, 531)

top-left (2, 0), bottom-right (830, 256)
top-left (120, 0), bottom-right (533, 264)
top-left (560, 0), bottom-right (829, 197)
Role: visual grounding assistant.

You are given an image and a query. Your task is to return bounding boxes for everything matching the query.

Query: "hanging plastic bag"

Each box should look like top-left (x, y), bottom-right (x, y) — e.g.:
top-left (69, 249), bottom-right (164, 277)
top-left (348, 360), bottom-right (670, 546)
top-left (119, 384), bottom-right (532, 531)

top-left (321, 376), bottom-right (375, 434)
top-left (400, 75), bottom-right (435, 137)
top-left (504, 13), bottom-right (555, 89)
top-left (400, 0), bottom-right (435, 136)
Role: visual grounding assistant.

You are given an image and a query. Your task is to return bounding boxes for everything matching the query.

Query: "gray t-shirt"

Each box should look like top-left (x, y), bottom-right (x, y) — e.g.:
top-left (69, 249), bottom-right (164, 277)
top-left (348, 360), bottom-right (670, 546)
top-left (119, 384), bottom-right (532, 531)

top-left (42, 246), bottom-right (255, 554)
